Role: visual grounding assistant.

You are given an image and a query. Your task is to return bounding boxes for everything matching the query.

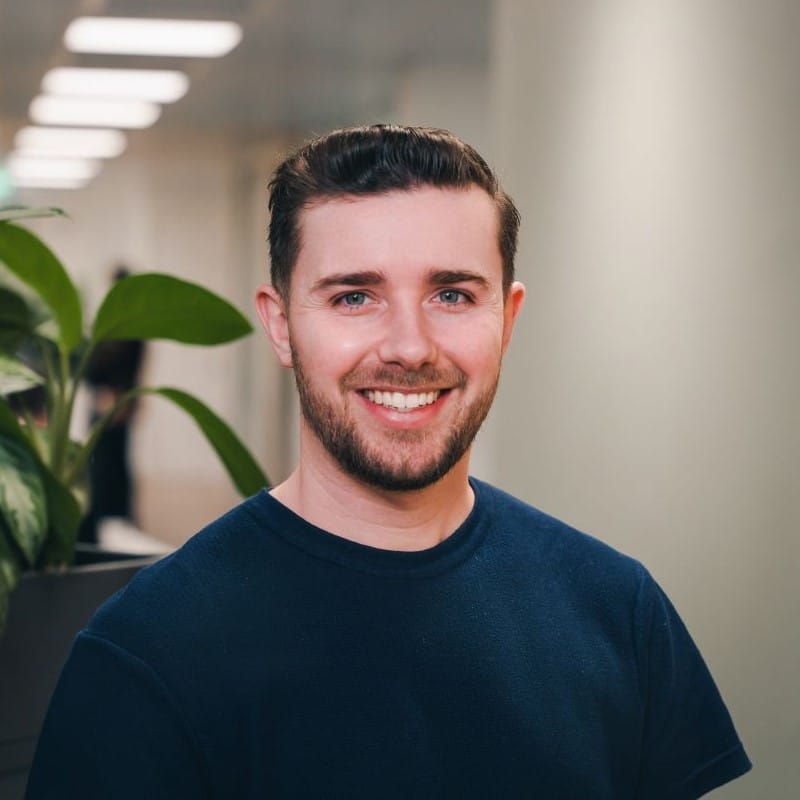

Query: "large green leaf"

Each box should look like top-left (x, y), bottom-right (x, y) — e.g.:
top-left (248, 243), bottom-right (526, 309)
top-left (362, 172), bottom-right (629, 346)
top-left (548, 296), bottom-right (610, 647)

top-left (147, 387), bottom-right (268, 497)
top-left (0, 434), bottom-right (48, 566)
top-left (0, 352), bottom-right (44, 395)
top-left (92, 274), bottom-right (252, 345)
top-left (0, 287), bottom-right (34, 351)
top-left (0, 206), bottom-right (65, 223)
top-left (0, 272), bottom-right (58, 347)
top-left (0, 222), bottom-right (82, 352)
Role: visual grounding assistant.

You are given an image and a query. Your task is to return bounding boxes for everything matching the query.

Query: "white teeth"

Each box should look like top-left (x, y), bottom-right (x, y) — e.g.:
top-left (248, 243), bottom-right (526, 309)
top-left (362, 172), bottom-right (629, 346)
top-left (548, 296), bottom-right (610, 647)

top-left (365, 390), bottom-right (441, 411)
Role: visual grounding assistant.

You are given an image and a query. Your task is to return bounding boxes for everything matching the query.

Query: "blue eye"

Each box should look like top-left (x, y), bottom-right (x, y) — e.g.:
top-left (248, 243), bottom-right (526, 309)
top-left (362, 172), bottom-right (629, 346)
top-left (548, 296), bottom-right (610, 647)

top-left (339, 292), bottom-right (367, 306)
top-left (437, 289), bottom-right (467, 304)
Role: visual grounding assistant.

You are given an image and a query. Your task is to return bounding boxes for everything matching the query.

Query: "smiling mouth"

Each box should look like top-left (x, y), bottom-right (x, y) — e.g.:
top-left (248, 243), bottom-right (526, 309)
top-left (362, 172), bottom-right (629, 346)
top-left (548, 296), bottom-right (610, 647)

top-left (362, 389), bottom-right (442, 411)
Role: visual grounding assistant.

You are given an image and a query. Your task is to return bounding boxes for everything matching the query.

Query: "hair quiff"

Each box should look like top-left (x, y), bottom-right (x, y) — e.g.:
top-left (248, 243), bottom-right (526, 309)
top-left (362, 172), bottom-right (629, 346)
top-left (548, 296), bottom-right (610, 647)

top-left (268, 124), bottom-right (520, 298)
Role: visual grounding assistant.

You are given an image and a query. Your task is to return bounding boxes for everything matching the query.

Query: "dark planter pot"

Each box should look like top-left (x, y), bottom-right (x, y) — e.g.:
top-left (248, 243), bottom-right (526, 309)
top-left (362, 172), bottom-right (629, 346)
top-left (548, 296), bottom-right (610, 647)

top-left (0, 546), bottom-right (160, 798)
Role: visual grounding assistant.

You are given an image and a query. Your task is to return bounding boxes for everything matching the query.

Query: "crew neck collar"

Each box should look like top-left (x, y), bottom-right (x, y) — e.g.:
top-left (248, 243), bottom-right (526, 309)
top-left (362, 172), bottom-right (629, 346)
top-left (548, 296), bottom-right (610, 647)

top-left (246, 477), bottom-right (494, 578)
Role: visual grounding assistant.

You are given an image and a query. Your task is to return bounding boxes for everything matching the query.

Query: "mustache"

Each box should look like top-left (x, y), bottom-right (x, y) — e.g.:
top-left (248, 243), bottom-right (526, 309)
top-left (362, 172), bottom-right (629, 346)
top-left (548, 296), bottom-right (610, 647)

top-left (342, 365), bottom-right (467, 390)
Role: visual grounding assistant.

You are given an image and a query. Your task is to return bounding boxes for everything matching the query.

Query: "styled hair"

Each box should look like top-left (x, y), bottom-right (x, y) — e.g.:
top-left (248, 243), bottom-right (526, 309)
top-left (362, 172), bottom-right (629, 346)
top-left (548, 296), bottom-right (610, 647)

top-left (268, 124), bottom-right (520, 298)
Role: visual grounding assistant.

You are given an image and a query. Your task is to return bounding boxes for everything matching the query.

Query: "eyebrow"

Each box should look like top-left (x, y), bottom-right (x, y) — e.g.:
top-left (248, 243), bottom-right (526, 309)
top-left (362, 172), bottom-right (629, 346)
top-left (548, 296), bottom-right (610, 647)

top-left (310, 270), bottom-right (385, 293)
top-left (310, 268), bottom-right (490, 293)
top-left (428, 270), bottom-right (490, 290)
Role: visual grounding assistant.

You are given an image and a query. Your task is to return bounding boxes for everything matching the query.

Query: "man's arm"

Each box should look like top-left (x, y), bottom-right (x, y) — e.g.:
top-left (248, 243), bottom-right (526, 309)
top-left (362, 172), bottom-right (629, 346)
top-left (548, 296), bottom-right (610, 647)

top-left (26, 631), bottom-right (209, 799)
top-left (634, 574), bottom-right (752, 799)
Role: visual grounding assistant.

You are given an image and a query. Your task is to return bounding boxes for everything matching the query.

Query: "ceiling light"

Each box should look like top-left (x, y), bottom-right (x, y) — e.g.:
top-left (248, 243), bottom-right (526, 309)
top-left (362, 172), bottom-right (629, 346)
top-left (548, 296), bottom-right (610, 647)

top-left (64, 17), bottom-right (242, 58)
top-left (42, 68), bottom-right (189, 103)
top-left (7, 155), bottom-right (101, 184)
top-left (9, 176), bottom-right (91, 191)
top-left (14, 127), bottom-right (127, 159)
top-left (29, 96), bottom-right (161, 129)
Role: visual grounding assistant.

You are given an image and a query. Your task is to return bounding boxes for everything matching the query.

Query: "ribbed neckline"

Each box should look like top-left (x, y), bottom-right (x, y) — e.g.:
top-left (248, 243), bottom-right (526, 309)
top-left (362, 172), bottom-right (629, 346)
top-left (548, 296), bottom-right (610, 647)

top-left (243, 477), bottom-right (494, 578)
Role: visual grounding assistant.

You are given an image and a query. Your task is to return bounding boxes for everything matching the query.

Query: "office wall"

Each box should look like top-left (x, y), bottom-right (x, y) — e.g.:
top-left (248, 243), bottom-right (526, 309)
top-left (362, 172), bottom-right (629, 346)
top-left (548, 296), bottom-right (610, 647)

top-left (492, 1), bottom-right (799, 796)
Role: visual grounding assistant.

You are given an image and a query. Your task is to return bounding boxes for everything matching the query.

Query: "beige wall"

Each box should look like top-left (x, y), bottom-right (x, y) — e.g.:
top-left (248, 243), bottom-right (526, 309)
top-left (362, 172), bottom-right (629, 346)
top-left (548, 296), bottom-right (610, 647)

top-left (492, 1), bottom-right (799, 796)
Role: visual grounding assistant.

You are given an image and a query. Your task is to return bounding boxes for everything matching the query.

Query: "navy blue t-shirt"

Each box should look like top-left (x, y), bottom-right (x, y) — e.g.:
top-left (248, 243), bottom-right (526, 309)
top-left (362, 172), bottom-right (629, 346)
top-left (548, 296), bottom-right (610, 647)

top-left (27, 479), bottom-right (750, 798)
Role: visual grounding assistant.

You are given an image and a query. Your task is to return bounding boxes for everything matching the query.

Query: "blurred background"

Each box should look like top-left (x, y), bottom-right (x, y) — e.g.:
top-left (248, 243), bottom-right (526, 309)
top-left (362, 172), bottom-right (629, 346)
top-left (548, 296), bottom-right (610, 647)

top-left (1, 1), bottom-right (797, 796)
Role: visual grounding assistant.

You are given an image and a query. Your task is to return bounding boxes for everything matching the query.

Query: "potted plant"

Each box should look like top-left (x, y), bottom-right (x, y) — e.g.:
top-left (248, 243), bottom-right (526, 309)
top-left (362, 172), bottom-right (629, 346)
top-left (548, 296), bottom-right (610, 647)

top-left (0, 206), bottom-right (269, 793)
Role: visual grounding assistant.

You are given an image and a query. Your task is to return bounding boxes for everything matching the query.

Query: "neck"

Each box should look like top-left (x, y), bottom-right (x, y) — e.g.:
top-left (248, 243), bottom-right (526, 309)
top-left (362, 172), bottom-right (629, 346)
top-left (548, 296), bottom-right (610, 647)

top-left (270, 430), bottom-right (475, 552)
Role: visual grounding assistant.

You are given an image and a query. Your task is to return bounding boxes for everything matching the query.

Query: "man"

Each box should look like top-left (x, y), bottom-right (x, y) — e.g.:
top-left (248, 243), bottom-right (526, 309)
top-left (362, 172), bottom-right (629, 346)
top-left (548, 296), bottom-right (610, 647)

top-left (27, 125), bottom-right (751, 798)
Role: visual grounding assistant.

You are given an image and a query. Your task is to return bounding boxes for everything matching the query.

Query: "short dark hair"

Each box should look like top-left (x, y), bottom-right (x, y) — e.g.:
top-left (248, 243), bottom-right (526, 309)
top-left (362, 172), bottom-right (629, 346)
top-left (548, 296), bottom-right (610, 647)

top-left (268, 124), bottom-right (520, 298)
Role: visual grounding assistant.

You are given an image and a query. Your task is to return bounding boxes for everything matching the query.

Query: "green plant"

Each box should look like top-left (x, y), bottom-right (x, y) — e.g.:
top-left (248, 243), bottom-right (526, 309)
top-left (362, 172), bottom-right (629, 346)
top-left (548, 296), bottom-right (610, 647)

top-left (0, 206), bottom-right (269, 631)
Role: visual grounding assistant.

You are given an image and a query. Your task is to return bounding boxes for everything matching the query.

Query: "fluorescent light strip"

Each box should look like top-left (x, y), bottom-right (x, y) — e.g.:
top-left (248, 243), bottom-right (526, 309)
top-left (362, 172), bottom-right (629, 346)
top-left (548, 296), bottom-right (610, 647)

top-left (29, 96), bottom-right (161, 129)
top-left (8, 155), bottom-right (101, 183)
top-left (43, 67), bottom-right (189, 103)
top-left (64, 17), bottom-right (242, 57)
top-left (14, 127), bottom-right (127, 159)
top-left (11, 176), bottom-right (91, 191)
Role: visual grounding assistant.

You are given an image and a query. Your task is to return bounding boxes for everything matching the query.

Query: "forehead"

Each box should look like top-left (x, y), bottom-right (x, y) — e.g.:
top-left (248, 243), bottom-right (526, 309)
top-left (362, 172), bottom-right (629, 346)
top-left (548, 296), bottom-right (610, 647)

top-left (294, 186), bottom-right (501, 286)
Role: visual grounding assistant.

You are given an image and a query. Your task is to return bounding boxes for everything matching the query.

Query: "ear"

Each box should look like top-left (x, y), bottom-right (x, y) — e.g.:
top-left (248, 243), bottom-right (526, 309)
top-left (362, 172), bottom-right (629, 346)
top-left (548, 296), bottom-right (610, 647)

top-left (255, 284), bottom-right (293, 367)
top-left (501, 281), bottom-right (526, 355)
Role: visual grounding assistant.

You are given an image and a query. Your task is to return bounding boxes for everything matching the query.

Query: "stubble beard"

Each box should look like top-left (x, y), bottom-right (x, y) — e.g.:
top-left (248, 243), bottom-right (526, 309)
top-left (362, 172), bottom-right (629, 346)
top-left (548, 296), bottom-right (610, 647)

top-left (291, 345), bottom-right (500, 492)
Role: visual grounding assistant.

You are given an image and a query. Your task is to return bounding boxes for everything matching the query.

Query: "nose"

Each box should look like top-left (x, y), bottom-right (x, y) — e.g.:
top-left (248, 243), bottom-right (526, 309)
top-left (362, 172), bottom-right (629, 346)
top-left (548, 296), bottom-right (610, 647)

top-left (376, 301), bottom-right (438, 368)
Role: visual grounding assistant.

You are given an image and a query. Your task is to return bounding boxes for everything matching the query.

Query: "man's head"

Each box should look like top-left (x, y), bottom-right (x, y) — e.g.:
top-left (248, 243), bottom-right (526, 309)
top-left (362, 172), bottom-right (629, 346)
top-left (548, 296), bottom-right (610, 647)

top-left (258, 126), bottom-right (525, 493)
top-left (268, 124), bottom-right (520, 300)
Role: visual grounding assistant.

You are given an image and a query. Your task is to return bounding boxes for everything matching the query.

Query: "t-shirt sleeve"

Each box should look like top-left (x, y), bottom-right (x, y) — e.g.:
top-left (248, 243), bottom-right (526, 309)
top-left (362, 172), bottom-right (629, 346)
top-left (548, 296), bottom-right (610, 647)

top-left (634, 571), bottom-right (752, 799)
top-left (25, 631), bottom-right (210, 800)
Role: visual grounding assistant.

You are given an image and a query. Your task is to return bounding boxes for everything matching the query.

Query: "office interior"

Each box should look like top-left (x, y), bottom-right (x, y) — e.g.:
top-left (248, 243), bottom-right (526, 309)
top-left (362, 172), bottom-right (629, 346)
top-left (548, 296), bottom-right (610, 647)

top-left (0, 1), bottom-right (797, 797)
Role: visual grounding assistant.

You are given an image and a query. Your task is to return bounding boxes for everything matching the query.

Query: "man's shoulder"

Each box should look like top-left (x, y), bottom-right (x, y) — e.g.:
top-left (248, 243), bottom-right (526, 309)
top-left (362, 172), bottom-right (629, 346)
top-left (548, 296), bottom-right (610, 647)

top-left (475, 478), bottom-right (648, 588)
top-left (85, 491), bottom-right (273, 649)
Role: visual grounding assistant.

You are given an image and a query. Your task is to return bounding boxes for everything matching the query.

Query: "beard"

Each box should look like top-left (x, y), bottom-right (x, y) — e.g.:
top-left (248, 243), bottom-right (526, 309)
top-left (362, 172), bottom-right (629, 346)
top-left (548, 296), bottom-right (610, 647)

top-left (291, 346), bottom-right (499, 492)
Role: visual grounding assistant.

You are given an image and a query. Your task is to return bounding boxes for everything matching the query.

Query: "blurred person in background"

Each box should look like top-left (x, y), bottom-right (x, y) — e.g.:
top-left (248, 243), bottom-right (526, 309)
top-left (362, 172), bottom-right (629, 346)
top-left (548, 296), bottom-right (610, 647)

top-left (78, 267), bottom-right (145, 544)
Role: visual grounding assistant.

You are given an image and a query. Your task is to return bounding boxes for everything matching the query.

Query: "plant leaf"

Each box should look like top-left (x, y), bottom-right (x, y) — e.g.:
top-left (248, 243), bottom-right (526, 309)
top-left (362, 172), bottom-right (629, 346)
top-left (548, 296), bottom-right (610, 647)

top-left (0, 206), bottom-right (66, 223)
top-left (0, 272), bottom-right (57, 347)
top-left (92, 274), bottom-right (252, 345)
top-left (37, 467), bottom-right (81, 568)
top-left (0, 521), bottom-right (24, 634)
top-left (0, 517), bottom-right (23, 593)
top-left (0, 434), bottom-right (48, 566)
top-left (0, 397), bottom-right (29, 446)
top-left (146, 387), bottom-right (269, 497)
top-left (0, 517), bottom-right (22, 586)
top-left (0, 401), bottom-right (81, 568)
top-left (0, 352), bottom-right (44, 395)
top-left (0, 287), bottom-right (34, 351)
top-left (0, 222), bottom-right (83, 352)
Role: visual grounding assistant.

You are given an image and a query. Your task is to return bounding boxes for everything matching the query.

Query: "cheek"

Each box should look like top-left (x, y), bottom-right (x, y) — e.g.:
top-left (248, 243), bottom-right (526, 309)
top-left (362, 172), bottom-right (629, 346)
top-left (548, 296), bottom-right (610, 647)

top-left (333, 329), bottom-right (372, 360)
top-left (441, 318), bottom-right (504, 370)
top-left (291, 317), bottom-right (371, 373)
top-left (465, 346), bottom-right (504, 381)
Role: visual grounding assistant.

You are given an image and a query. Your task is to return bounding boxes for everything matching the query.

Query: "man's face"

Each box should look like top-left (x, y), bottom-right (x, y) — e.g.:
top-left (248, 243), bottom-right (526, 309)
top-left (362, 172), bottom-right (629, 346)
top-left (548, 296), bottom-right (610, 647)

top-left (259, 186), bottom-right (524, 492)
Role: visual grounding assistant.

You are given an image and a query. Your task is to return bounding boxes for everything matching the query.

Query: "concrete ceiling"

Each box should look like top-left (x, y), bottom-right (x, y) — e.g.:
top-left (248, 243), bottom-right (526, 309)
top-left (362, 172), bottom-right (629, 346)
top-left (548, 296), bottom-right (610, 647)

top-left (0, 0), bottom-right (490, 148)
